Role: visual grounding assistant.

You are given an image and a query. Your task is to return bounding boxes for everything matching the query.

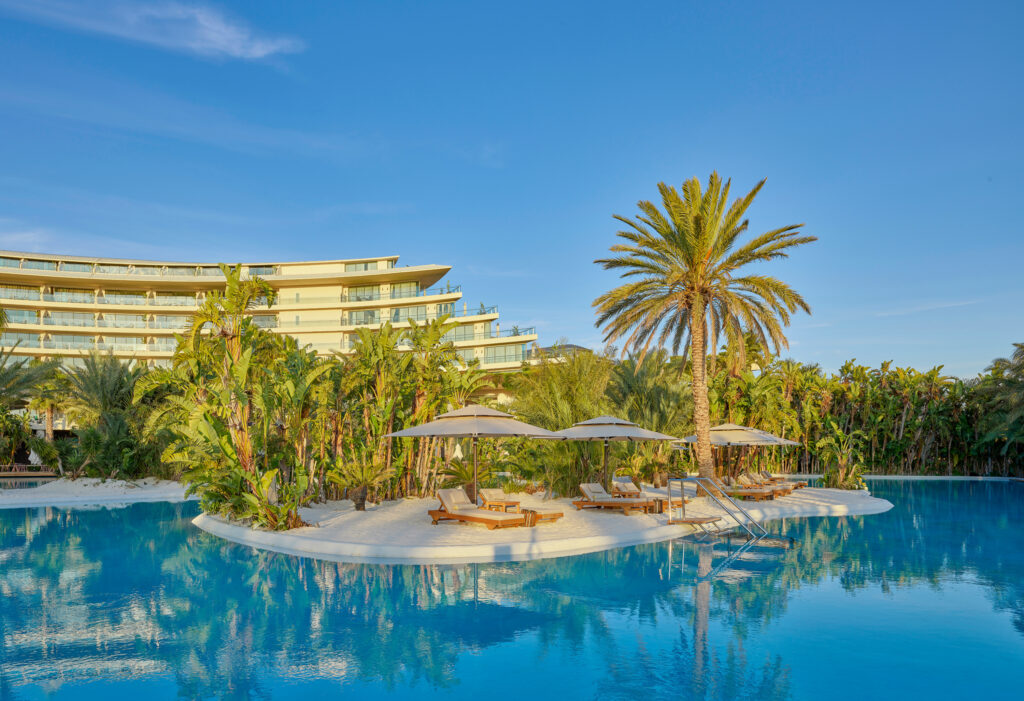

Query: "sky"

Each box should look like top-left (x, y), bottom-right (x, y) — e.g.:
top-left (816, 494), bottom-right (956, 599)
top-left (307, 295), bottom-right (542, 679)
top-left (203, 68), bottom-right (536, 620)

top-left (0, 0), bottom-right (1021, 377)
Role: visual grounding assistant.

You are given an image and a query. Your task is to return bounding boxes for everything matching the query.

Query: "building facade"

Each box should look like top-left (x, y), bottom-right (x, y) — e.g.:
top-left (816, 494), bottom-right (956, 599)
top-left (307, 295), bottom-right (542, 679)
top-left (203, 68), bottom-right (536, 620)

top-left (0, 251), bottom-right (538, 372)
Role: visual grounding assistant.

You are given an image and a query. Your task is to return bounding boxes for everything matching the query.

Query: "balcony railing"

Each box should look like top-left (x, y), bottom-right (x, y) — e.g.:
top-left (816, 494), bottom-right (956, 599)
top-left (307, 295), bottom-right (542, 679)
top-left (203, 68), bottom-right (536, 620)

top-left (99, 295), bottom-right (147, 306)
top-left (445, 326), bottom-right (536, 342)
top-left (0, 288), bottom-right (42, 301)
top-left (390, 284), bottom-right (461, 300)
top-left (152, 296), bottom-right (196, 307)
top-left (45, 317), bottom-right (96, 328)
top-left (97, 319), bottom-right (148, 329)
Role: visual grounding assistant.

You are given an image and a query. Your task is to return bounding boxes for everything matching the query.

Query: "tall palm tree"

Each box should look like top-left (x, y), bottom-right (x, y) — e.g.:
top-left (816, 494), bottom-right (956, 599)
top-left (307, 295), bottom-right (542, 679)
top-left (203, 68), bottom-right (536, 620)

top-left (593, 173), bottom-right (816, 477)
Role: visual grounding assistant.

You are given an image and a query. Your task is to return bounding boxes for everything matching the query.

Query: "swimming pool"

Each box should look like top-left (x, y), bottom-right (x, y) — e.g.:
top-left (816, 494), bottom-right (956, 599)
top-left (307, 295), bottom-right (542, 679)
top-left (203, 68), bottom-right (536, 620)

top-left (1, 480), bottom-right (1020, 700)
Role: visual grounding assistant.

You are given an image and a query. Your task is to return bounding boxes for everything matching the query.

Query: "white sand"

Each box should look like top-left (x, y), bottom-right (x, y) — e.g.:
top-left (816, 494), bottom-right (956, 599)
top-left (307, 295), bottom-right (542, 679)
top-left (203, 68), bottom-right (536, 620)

top-left (194, 486), bottom-right (893, 565)
top-left (0, 478), bottom-right (191, 509)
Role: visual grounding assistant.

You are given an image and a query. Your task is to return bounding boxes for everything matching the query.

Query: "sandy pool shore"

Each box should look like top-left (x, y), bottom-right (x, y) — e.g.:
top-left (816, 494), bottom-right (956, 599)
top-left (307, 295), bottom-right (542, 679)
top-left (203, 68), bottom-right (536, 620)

top-left (194, 486), bottom-right (893, 565)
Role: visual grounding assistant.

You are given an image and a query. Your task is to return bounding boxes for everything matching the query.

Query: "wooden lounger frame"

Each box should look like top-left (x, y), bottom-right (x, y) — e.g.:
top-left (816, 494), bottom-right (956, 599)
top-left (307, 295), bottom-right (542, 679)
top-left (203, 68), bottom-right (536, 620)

top-left (571, 497), bottom-right (651, 515)
top-left (428, 503), bottom-right (527, 529)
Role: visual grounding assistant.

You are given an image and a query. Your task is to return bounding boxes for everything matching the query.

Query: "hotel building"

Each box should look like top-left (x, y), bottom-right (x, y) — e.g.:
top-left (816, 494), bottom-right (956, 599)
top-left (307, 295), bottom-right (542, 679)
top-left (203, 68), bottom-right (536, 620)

top-left (0, 251), bottom-right (538, 372)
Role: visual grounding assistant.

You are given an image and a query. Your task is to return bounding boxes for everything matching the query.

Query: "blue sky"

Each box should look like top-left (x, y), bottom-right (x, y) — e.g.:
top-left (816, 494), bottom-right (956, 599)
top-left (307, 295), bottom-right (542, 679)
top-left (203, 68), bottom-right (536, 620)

top-left (0, 1), bottom-right (1021, 377)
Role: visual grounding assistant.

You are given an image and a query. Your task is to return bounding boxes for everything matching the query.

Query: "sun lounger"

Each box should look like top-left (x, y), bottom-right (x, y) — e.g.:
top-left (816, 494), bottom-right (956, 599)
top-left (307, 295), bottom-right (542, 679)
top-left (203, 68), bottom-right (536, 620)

top-left (739, 472), bottom-right (794, 496)
top-left (613, 477), bottom-right (688, 507)
top-left (717, 477), bottom-right (774, 501)
top-left (760, 470), bottom-right (808, 488)
top-left (428, 488), bottom-right (527, 529)
top-left (572, 483), bottom-right (651, 515)
top-left (479, 487), bottom-right (564, 524)
top-left (610, 478), bottom-right (642, 498)
top-left (478, 488), bottom-right (521, 512)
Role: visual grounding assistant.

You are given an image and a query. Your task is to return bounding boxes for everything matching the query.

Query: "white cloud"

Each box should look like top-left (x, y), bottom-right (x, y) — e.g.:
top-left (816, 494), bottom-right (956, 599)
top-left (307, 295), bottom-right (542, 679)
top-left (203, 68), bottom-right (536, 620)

top-left (0, 1), bottom-right (304, 60)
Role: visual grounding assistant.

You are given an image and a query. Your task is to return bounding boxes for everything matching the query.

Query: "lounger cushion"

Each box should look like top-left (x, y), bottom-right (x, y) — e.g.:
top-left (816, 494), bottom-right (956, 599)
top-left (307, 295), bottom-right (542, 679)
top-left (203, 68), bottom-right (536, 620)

top-left (612, 479), bottom-right (641, 493)
top-left (478, 488), bottom-right (507, 502)
top-left (581, 483), bottom-right (611, 500)
top-left (437, 488), bottom-right (475, 512)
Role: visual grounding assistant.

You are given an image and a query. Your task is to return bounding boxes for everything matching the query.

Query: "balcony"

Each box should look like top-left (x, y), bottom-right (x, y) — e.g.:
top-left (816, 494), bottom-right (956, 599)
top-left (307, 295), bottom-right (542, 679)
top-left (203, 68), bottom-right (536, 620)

top-left (0, 288), bottom-right (42, 301)
top-left (97, 319), bottom-right (148, 329)
top-left (45, 316), bottom-right (96, 328)
top-left (99, 295), bottom-right (147, 306)
top-left (390, 284), bottom-right (461, 300)
top-left (445, 326), bottom-right (536, 342)
top-left (152, 296), bottom-right (196, 307)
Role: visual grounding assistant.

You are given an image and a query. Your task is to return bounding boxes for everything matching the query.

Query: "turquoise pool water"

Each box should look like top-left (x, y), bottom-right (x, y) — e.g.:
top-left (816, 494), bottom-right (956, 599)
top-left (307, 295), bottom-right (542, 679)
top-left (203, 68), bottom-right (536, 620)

top-left (1, 480), bottom-right (1021, 700)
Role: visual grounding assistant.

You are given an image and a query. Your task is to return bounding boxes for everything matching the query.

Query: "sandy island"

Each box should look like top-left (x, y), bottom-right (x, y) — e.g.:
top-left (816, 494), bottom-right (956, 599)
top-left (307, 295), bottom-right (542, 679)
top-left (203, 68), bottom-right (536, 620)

top-left (0, 478), bottom-right (192, 509)
top-left (194, 485), bottom-right (893, 565)
top-left (0, 478), bottom-right (893, 564)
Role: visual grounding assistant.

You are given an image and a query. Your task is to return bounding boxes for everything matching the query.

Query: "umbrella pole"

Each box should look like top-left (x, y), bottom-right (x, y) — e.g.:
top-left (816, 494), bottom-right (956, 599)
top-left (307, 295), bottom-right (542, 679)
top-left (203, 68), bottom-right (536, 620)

top-left (603, 439), bottom-right (610, 490)
top-left (472, 436), bottom-right (479, 504)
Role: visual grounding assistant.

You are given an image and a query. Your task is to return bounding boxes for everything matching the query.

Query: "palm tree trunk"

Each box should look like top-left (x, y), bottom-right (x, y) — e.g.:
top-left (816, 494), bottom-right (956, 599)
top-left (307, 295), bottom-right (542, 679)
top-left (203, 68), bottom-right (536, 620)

top-left (690, 301), bottom-right (715, 478)
top-left (45, 406), bottom-right (54, 442)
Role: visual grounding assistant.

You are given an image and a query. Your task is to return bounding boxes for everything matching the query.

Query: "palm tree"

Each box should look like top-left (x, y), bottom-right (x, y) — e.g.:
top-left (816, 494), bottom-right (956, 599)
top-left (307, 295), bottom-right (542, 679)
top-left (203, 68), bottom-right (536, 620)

top-left (594, 172), bottom-right (816, 477)
top-left (28, 363), bottom-right (68, 442)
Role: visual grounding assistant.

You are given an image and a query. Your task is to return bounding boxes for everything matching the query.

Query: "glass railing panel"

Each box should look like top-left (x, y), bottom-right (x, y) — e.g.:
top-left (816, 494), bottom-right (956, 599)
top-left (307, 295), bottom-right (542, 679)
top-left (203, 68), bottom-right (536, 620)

top-left (247, 266), bottom-right (277, 277)
top-left (5, 310), bottom-right (39, 324)
top-left (100, 294), bottom-right (147, 305)
top-left (46, 315), bottom-right (96, 327)
top-left (164, 268), bottom-right (195, 276)
top-left (151, 296), bottom-right (196, 307)
top-left (0, 257), bottom-right (21, 268)
top-left (0, 287), bottom-right (41, 300)
top-left (197, 268), bottom-right (222, 276)
top-left (48, 291), bottom-right (96, 303)
top-left (22, 260), bottom-right (57, 271)
top-left (1, 333), bottom-right (41, 348)
top-left (60, 262), bottom-right (94, 273)
top-left (95, 265), bottom-right (130, 275)
top-left (134, 266), bottom-right (162, 275)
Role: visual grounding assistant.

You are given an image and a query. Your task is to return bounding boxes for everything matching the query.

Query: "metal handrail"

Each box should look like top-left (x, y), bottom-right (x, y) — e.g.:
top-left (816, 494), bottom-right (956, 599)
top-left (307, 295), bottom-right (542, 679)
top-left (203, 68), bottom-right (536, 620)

top-left (671, 477), bottom-right (767, 538)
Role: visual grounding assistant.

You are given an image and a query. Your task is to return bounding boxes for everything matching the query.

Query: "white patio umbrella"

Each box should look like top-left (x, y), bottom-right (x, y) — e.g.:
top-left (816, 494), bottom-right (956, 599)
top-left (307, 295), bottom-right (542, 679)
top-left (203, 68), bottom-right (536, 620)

top-left (676, 423), bottom-right (800, 475)
top-left (386, 404), bottom-right (561, 499)
top-left (554, 416), bottom-right (678, 489)
top-left (678, 423), bottom-right (800, 447)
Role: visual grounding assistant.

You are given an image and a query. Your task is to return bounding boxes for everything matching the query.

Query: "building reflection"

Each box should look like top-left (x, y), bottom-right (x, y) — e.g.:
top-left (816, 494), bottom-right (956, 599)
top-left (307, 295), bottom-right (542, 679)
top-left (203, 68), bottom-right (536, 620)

top-left (1, 480), bottom-right (1020, 699)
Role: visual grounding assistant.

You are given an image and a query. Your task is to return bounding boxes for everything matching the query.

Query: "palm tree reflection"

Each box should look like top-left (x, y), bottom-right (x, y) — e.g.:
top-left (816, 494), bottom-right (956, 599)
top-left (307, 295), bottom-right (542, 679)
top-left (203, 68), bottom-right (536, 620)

top-left (0, 480), bottom-right (1020, 699)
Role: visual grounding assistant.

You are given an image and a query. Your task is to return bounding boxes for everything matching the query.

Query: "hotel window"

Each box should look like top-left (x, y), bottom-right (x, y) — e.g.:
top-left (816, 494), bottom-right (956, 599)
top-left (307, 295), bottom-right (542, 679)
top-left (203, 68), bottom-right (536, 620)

top-left (47, 334), bottom-right (96, 350)
top-left (443, 325), bottom-right (483, 342)
top-left (48, 312), bottom-right (95, 327)
top-left (390, 282), bottom-right (419, 299)
top-left (22, 259), bottom-right (57, 271)
top-left (348, 284), bottom-right (380, 302)
top-left (101, 314), bottom-right (146, 328)
top-left (251, 315), bottom-right (277, 329)
top-left (345, 262), bottom-right (378, 272)
top-left (347, 310), bottom-right (378, 325)
top-left (0, 284), bottom-right (41, 301)
top-left (151, 315), bottom-right (189, 329)
top-left (95, 263), bottom-right (130, 275)
top-left (484, 344), bottom-right (526, 364)
top-left (51, 288), bottom-right (95, 303)
top-left (102, 290), bottom-right (146, 305)
top-left (456, 348), bottom-right (477, 364)
top-left (391, 306), bottom-right (426, 322)
top-left (61, 262), bottom-right (94, 273)
top-left (153, 292), bottom-right (195, 307)
top-left (5, 309), bottom-right (38, 324)
top-left (103, 336), bottom-right (145, 349)
top-left (1, 332), bottom-right (41, 348)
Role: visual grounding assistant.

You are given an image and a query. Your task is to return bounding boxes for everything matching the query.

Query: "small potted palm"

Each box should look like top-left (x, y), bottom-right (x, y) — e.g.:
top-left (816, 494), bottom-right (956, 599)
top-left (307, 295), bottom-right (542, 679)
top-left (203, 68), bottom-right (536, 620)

top-left (329, 455), bottom-right (392, 511)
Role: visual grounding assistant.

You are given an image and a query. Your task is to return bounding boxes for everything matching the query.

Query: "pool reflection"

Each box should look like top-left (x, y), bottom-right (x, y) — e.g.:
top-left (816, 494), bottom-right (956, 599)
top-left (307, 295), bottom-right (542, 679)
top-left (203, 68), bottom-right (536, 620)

top-left (1, 480), bottom-right (1021, 700)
